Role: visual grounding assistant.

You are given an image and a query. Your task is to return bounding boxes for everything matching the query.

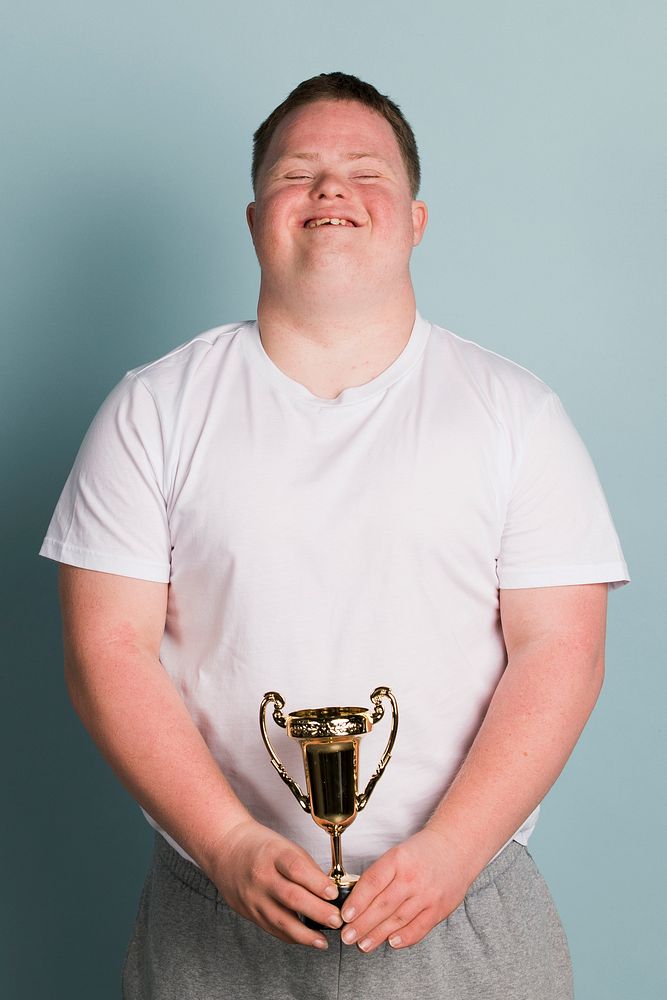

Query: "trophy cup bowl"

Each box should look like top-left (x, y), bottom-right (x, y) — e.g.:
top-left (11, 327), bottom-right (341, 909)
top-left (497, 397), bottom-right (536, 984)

top-left (259, 687), bottom-right (399, 928)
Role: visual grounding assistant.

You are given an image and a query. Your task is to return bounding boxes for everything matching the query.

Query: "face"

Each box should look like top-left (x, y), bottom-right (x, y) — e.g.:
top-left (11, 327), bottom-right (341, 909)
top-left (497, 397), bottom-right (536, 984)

top-left (246, 100), bottom-right (427, 302)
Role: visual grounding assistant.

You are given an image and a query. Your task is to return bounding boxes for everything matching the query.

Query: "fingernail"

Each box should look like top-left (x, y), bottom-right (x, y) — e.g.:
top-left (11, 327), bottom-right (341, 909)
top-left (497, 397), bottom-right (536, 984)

top-left (358, 937), bottom-right (372, 952)
top-left (389, 935), bottom-right (402, 948)
top-left (313, 938), bottom-right (328, 950)
top-left (328, 912), bottom-right (343, 928)
top-left (341, 927), bottom-right (357, 944)
top-left (342, 905), bottom-right (355, 921)
top-left (324, 885), bottom-right (339, 900)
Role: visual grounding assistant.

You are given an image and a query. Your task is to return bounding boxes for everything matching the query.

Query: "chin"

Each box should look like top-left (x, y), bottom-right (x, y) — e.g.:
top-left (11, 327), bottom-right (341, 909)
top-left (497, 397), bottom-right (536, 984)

top-left (300, 261), bottom-right (368, 288)
top-left (301, 250), bottom-right (369, 274)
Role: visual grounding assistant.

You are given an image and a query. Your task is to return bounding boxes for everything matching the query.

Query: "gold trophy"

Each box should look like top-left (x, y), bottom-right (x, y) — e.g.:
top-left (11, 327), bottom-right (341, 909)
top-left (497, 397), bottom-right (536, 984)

top-left (259, 687), bottom-right (399, 925)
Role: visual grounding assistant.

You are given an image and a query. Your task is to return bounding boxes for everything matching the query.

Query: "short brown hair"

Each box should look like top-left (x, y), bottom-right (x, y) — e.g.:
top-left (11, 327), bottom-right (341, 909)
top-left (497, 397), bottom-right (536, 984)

top-left (251, 72), bottom-right (421, 197)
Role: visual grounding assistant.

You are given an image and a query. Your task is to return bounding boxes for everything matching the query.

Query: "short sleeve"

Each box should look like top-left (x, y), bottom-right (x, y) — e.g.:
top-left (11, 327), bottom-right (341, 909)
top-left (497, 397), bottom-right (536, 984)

top-left (497, 392), bottom-right (629, 590)
top-left (39, 373), bottom-right (171, 582)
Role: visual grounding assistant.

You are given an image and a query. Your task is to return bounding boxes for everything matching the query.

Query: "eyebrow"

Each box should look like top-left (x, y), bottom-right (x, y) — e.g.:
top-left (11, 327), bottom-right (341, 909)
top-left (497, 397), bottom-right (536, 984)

top-left (267, 152), bottom-right (393, 173)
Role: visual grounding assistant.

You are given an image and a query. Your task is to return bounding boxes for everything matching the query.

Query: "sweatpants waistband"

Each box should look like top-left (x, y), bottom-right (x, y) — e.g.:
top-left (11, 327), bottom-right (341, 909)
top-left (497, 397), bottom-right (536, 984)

top-left (153, 832), bottom-right (526, 902)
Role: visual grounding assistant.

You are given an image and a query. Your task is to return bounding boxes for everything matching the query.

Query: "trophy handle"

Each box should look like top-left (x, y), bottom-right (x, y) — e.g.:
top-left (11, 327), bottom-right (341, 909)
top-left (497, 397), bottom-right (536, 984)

top-left (259, 691), bottom-right (310, 813)
top-left (356, 686), bottom-right (399, 811)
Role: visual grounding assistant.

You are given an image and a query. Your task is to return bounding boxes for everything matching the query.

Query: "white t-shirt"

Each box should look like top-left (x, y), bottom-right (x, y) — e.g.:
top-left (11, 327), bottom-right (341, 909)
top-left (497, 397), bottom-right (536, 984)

top-left (40, 312), bottom-right (629, 871)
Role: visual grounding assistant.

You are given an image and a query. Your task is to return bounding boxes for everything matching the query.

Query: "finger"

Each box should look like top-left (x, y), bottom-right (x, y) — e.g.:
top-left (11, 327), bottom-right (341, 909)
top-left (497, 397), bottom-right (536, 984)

top-left (275, 849), bottom-right (339, 901)
top-left (353, 899), bottom-right (426, 953)
top-left (341, 879), bottom-right (404, 941)
top-left (256, 898), bottom-right (331, 950)
top-left (341, 888), bottom-right (421, 948)
top-left (270, 873), bottom-right (343, 930)
top-left (384, 909), bottom-right (436, 950)
top-left (340, 856), bottom-right (396, 922)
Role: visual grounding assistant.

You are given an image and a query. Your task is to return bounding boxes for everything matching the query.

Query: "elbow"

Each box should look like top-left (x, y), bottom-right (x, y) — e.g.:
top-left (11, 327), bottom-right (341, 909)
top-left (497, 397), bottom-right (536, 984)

top-left (588, 650), bottom-right (606, 710)
top-left (63, 648), bottom-right (90, 722)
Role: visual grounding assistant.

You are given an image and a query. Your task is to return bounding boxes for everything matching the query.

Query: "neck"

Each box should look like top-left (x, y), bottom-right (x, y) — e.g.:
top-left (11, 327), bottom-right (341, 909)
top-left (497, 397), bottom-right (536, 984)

top-left (255, 282), bottom-right (418, 400)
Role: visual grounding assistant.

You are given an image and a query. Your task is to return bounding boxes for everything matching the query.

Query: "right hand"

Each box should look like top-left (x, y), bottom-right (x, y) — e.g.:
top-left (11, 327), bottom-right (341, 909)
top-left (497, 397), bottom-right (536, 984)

top-left (205, 817), bottom-right (343, 948)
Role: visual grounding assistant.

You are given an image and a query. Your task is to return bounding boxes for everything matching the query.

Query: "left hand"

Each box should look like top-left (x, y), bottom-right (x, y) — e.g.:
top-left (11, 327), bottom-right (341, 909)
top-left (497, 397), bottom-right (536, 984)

top-left (339, 828), bottom-right (474, 952)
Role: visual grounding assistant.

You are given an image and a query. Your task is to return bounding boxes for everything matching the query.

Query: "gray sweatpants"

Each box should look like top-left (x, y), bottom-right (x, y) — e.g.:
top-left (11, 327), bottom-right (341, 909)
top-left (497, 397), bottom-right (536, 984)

top-left (122, 834), bottom-right (573, 1000)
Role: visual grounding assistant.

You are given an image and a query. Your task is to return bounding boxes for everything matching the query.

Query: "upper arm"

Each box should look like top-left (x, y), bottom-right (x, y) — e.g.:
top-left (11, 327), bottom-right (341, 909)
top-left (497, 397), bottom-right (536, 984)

top-left (499, 583), bottom-right (608, 667)
top-left (58, 564), bottom-right (168, 665)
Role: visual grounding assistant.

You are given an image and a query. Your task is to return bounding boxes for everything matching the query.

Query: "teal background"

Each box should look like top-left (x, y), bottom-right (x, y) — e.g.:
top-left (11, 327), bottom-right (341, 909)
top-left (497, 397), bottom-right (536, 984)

top-left (2, 2), bottom-right (665, 997)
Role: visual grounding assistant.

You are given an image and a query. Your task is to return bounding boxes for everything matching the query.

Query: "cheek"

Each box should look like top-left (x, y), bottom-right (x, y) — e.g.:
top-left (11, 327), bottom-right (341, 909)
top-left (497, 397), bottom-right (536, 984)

top-left (254, 195), bottom-right (299, 243)
top-left (373, 198), bottom-right (419, 246)
top-left (252, 209), bottom-right (289, 255)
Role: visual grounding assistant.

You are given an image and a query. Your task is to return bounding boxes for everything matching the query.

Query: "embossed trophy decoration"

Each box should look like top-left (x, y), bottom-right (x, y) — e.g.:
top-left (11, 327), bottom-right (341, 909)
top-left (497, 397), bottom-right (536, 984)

top-left (259, 687), bottom-right (399, 922)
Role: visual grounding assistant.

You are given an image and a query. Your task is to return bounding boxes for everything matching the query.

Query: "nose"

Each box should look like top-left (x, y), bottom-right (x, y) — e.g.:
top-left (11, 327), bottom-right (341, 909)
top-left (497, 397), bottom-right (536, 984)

top-left (311, 170), bottom-right (349, 201)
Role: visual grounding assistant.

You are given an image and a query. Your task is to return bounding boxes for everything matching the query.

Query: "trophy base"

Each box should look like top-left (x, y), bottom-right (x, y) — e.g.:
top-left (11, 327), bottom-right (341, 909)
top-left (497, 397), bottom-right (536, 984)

top-left (301, 880), bottom-right (357, 932)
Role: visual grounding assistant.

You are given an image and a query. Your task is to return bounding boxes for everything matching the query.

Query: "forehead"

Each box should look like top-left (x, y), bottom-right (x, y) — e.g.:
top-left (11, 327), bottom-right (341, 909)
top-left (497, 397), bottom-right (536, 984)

top-left (264, 99), bottom-right (405, 167)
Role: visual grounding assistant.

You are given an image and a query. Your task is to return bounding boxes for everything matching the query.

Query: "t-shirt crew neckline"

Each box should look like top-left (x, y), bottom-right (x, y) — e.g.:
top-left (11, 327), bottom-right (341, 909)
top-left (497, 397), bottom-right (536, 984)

top-left (243, 311), bottom-right (432, 407)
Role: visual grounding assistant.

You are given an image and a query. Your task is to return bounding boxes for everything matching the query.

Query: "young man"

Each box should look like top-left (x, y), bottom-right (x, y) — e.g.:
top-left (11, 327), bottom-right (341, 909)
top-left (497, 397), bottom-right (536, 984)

top-left (41, 73), bottom-right (628, 998)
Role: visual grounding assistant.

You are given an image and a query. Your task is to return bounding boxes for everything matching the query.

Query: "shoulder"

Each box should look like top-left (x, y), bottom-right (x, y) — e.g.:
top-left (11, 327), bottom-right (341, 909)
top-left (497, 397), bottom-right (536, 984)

top-left (125, 320), bottom-right (252, 399)
top-left (426, 320), bottom-right (555, 424)
top-left (82, 321), bottom-right (253, 446)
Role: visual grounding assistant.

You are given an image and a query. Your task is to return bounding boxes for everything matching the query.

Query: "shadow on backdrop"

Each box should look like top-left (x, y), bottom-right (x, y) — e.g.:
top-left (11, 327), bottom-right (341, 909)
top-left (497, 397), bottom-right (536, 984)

top-left (1, 179), bottom-right (242, 1000)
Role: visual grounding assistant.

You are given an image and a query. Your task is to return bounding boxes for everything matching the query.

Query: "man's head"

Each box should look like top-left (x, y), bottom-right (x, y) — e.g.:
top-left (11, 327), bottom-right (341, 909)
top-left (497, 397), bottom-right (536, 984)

top-left (252, 72), bottom-right (421, 198)
top-left (246, 75), bottom-right (427, 316)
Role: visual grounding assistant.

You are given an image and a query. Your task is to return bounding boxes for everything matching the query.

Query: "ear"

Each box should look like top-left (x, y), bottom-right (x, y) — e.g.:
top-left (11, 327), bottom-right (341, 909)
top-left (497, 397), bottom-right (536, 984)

top-left (246, 202), bottom-right (256, 237)
top-left (411, 200), bottom-right (428, 247)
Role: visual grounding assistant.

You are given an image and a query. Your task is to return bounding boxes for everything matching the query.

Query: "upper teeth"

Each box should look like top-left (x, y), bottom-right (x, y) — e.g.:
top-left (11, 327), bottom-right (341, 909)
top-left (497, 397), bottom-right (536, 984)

top-left (306, 217), bottom-right (350, 228)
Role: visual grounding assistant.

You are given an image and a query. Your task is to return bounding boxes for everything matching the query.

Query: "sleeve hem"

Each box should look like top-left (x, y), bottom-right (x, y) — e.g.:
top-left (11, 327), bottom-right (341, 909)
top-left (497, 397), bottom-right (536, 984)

top-left (498, 561), bottom-right (630, 590)
top-left (38, 537), bottom-right (171, 584)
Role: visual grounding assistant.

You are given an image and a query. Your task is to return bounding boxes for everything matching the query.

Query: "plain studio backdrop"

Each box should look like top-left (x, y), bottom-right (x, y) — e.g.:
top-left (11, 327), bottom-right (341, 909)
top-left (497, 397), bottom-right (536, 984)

top-left (1, 2), bottom-right (665, 998)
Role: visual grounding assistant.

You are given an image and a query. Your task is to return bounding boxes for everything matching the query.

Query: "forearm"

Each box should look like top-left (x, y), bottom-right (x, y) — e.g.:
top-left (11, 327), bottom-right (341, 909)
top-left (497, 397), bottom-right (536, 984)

top-left (337, 585), bottom-right (608, 951)
top-left (59, 566), bottom-right (348, 946)
top-left (337, 636), bottom-right (604, 952)
top-left (425, 634), bottom-right (605, 879)
top-left (65, 641), bottom-right (250, 874)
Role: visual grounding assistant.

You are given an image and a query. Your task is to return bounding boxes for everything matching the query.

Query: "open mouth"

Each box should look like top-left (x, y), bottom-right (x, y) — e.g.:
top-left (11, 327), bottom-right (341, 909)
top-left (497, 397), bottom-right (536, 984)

top-left (304, 217), bottom-right (357, 229)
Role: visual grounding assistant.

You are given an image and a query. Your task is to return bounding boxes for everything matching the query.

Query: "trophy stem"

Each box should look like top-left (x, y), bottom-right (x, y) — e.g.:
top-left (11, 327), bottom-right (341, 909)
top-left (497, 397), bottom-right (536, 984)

top-left (327, 825), bottom-right (357, 913)
top-left (329, 826), bottom-right (346, 883)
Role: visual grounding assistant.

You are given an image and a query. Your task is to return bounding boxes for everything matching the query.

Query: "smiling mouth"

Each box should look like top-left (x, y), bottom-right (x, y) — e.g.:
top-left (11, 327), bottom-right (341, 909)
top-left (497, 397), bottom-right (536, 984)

top-left (304, 217), bottom-right (356, 229)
